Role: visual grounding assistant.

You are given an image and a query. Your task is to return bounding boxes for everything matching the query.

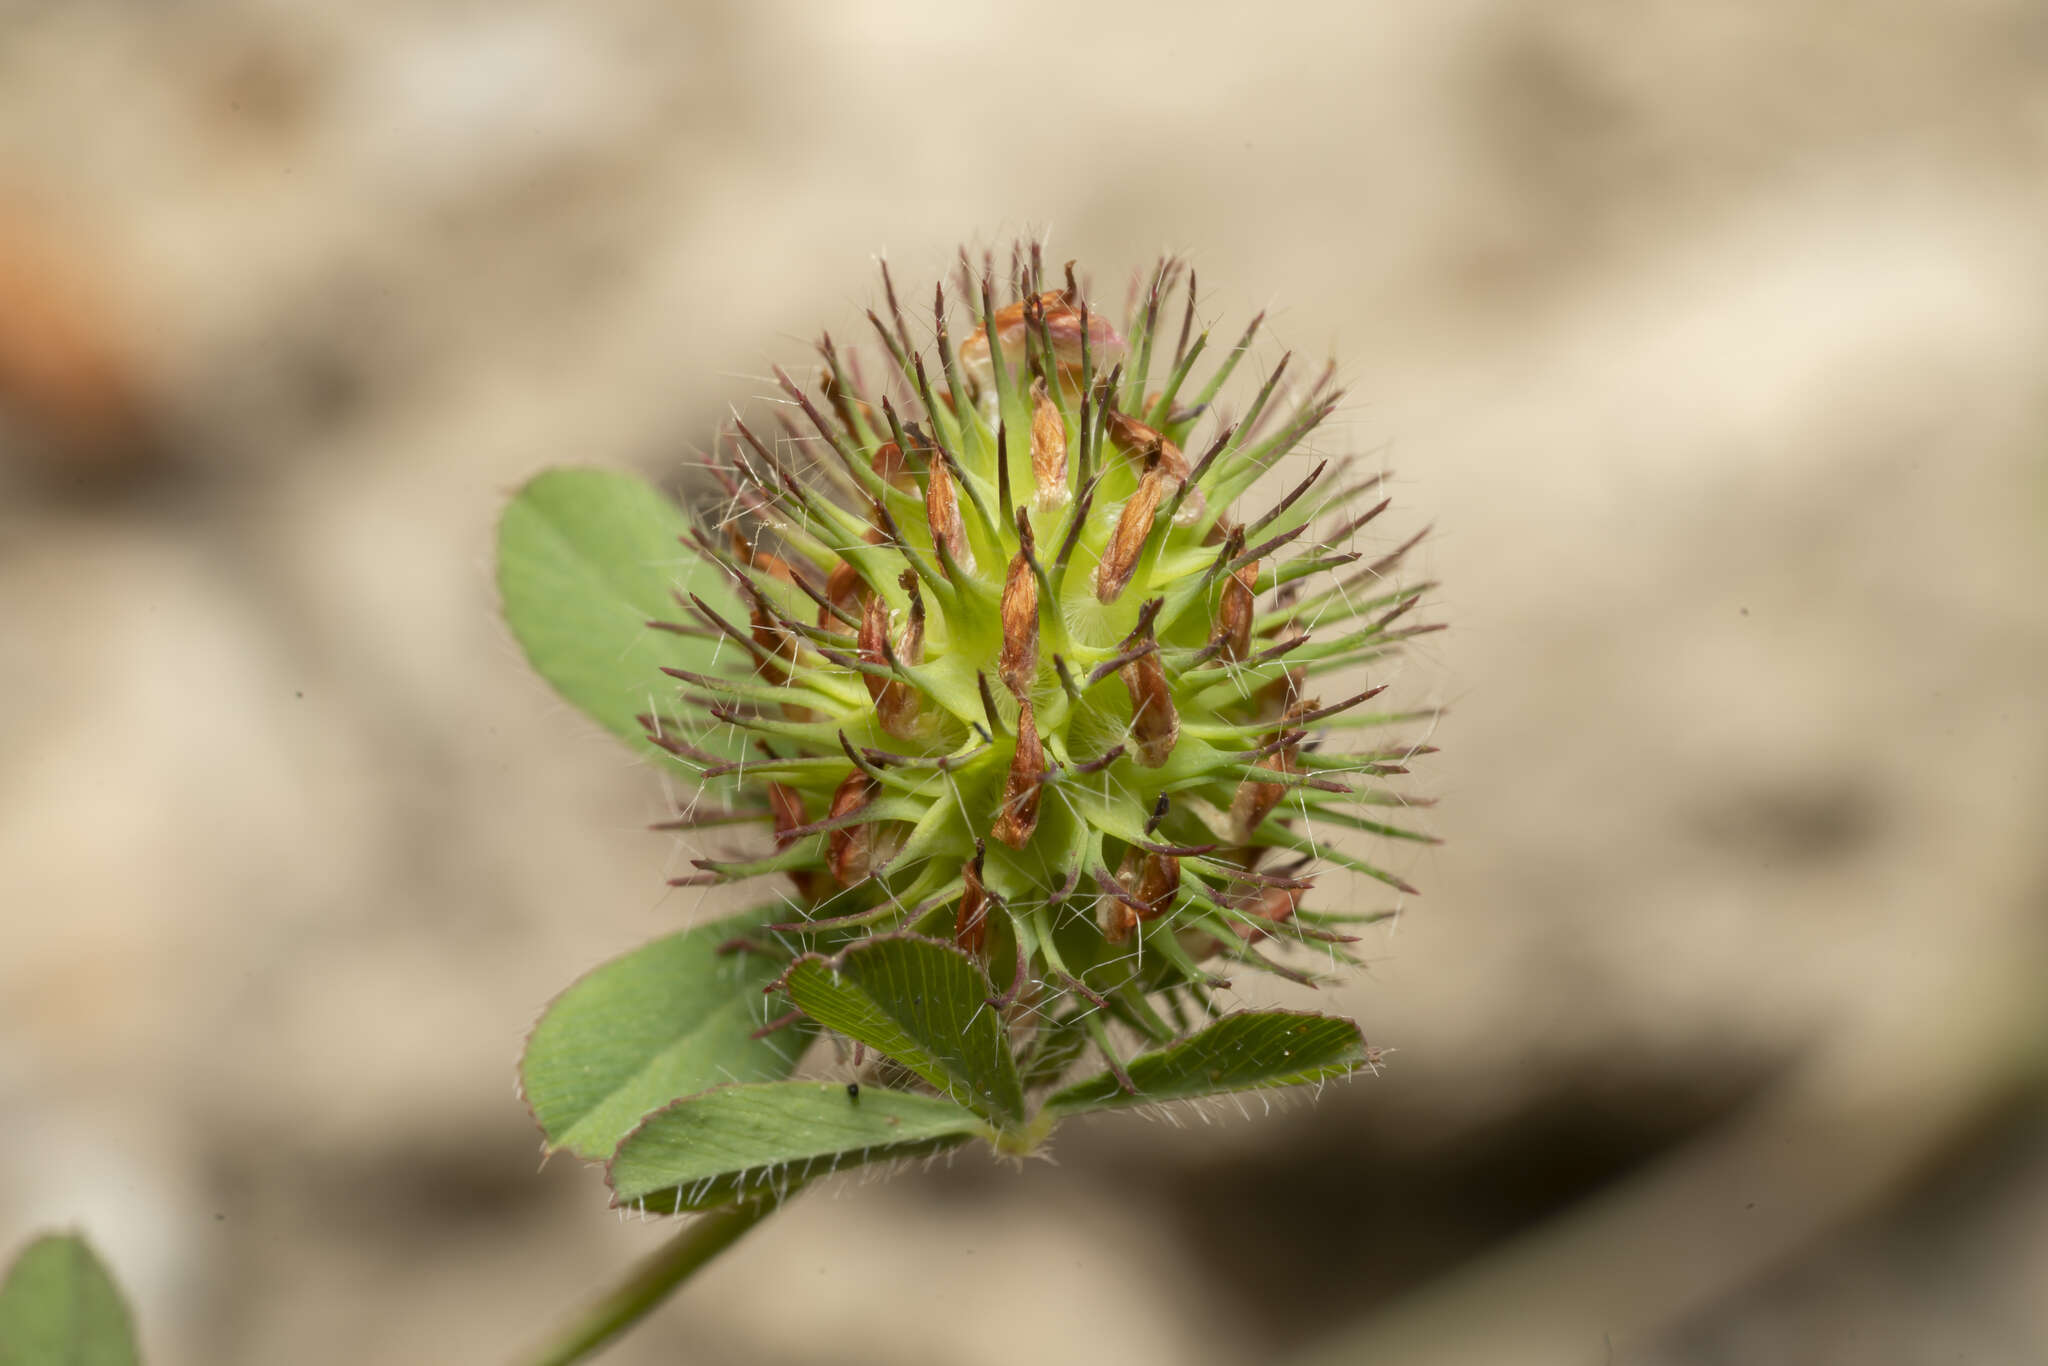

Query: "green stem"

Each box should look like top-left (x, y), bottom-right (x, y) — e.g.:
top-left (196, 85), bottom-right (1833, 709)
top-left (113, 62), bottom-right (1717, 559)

top-left (522, 1191), bottom-right (790, 1366)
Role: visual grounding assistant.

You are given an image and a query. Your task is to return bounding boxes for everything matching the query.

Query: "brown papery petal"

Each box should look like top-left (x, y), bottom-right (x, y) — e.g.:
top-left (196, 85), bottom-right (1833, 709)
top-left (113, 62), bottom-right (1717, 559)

top-left (768, 781), bottom-right (823, 902)
top-left (1229, 697), bottom-right (1313, 840)
top-left (1228, 754), bottom-right (1291, 843)
top-left (746, 606), bottom-right (790, 683)
top-left (1103, 409), bottom-right (1194, 496)
top-left (1037, 292), bottom-right (1122, 374)
top-left (925, 455), bottom-right (975, 574)
top-left (819, 527), bottom-right (885, 629)
top-left (998, 542), bottom-right (1038, 701)
top-left (876, 680), bottom-right (920, 737)
top-left (822, 566), bottom-right (861, 629)
top-left (888, 571), bottom-right (928, 710)
top-left (955, 852), bottom-right (991, 957)
top-left (744, 595), bottom-right (812, 720)
top-left (1029, 377), bottom-right (1068, 509)
top-left (825, 770), bottom-right (879, 886)
top-left (990, 700), bottom-right (1045, 849)
top-left (1103, 407), bottom-right (1205, 525)
top-left (896, 570), bottom-right (926, 665)
top-left (955, 309), bottom-right (1008, 389)
top-left (857, 587), bottom-right (922, 737)
top-left (732, 525), bottom-right (799, 680)
top-left (1094, 464), bottom-right (1171, 604)
top-left (1215, 560), bottom-right (1258, 662)
top-left (960, 291), bottom-right (1123, 391)
top-left (1133, 852), bottom-right (1180, 920)
top-left (1099, 851), bottom-right (1144, 945)
top-left (768, 782), bottom-right (806, 849)
top-left (728, 527), bottom-right (796, 584)
top-left (857, 592), bottom-right (891, 705)
top-left (1118, 649), bottom-right (1180, 768)
top-left (1231, 884), bottom-right (1304, 943)
top-left (870, 440), bottom-right (915, 493)
top-left (1100, 897), bottom-right (1140, 945)
top-left (1103, 409), bottom-right (1165, 464)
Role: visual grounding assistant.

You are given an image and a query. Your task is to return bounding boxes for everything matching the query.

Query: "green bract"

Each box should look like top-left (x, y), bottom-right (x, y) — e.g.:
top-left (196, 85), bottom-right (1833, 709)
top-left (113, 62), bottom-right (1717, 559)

top-left (505, 249), bottom-right (1437, 1208)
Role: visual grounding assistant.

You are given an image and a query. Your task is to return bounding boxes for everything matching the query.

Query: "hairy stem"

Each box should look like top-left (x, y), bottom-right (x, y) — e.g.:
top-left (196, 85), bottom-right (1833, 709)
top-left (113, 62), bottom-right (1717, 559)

top-left (522, 1192), bottom-right (791, 1366)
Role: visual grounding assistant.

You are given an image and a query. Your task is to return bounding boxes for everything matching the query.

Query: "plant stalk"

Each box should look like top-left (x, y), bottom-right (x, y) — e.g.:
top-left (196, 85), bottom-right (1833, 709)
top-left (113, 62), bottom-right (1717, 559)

top-left (522, 1192), bottom-right (789, 1366)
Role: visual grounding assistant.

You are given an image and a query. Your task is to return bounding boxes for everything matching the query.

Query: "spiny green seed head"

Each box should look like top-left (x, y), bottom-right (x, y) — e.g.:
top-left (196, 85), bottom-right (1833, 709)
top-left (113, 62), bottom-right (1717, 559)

top-left (657, 248), bottom-right (1438, 1003)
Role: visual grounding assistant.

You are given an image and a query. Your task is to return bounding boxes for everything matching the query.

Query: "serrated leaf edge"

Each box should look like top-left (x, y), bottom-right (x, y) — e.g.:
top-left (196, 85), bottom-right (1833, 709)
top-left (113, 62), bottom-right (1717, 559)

top-left (1041, 1008), bottom-right (1374, 1121)
top-left (602, 1080), bottom-right (991, 1212)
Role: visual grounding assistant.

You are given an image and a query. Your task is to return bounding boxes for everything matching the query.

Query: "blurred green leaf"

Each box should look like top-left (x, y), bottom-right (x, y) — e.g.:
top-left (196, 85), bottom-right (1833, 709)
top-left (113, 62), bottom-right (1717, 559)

top-left (0, 1234), bottom-right (139, 1366)
top-left (497, 467), bottom-right (742, 768)
top-left (608, 1082), bottom-right (988, 1212)
top-left (522, 906), bottom-right (812, 1161)
top-left (1044, 1010), bottom-right (1370, 1118)
top-left (784, 935), bottom-right (1027, 1127)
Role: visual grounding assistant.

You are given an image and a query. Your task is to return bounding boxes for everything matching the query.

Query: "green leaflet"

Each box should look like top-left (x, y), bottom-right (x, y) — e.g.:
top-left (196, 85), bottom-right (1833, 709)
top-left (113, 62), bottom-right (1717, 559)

top-left (497, 467), bottom-right (745, 770)
top-left (608, 1082), bottom-right (988, 1213)
top-left (1043, 1010), bottom-right (1370, 1119)
top-left (1019, 1013), bottom-right (1093, 1091)
top-left (521, 906), bottom-right (812, 1161)
top-left (0, 1234), bottom-right (139, 1366)
top-left (783, 935), bottom-right (1028, 1128)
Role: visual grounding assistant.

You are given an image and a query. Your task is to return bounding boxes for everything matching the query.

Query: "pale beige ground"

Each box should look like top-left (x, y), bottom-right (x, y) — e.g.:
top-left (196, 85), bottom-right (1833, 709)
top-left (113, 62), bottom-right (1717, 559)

top-left (3, 3), bottom-right (2046, 1364)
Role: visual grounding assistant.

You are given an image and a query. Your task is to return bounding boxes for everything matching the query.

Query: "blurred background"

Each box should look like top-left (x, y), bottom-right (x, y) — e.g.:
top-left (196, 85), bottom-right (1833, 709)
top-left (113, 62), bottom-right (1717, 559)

top-left (4, 1), bottom-right (2046, 1362)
